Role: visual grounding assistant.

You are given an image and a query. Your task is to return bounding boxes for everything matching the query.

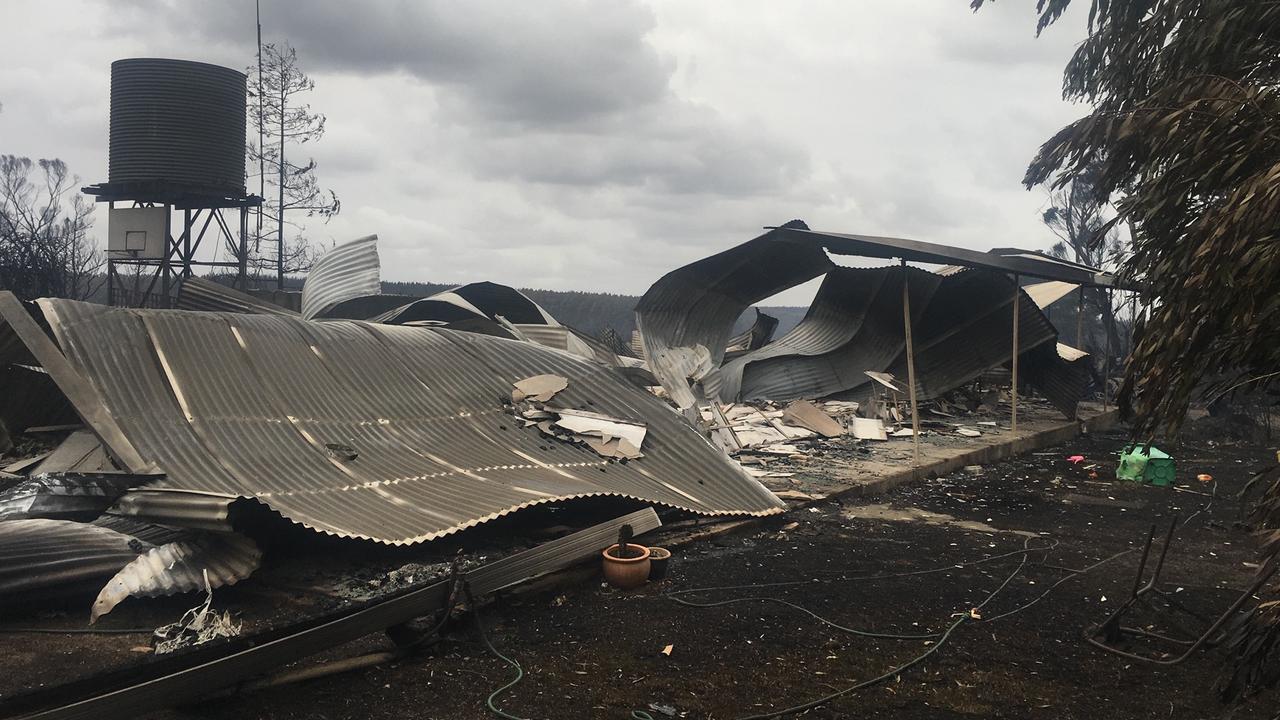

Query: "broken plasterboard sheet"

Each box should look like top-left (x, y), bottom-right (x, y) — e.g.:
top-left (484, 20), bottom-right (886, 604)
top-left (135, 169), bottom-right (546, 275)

top-left (849, 417), bottom-right (888, 441)
top-left (551, 408), bottom-right (647, 450)
top-left (891, 427), bottom-right (918, 437)
top-left (956, 427), bottom-right (982, 437)
top-left (781, 400), bottom-right (844, 438)
top-left (822, 401), bottom-right (860, 414)
top-left (512, 374), bottom-right (569, 403)
top-left (582, 436), bottom-right (644, 460)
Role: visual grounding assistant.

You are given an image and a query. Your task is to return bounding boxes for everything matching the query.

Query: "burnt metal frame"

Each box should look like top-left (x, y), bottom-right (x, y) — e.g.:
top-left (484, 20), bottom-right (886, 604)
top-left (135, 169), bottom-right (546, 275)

top-left (9, 507), bottom-right (662, 720)
top-left (1086, 518), bottom-right (1278, 665)
top-left (103, 200), bottom-right (254, 309)
top-left (84, 181), bottom-right (263, 309)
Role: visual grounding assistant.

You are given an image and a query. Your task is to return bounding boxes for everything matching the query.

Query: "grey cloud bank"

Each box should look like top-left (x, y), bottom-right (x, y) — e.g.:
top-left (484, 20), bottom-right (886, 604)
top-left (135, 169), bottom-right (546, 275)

top-left (1, 1), bottom-right (1089, 299)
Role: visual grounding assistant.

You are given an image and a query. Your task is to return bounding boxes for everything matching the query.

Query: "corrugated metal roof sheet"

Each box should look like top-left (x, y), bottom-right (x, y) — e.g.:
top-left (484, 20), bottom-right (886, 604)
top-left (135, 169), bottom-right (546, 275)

top-left (0, 519), bottom-right (149, 606)
top-left (635, 221), bottom-right (833, 409)
top-left (91, 532), bottom-right (262, 622)
top-left (27, 299), bottom-right (781, 545)
top-left (174, 277), bottom-right (298, 316)
top-left (638, 230), bottom-right (1084, 418)
top-left (300, 235), bottom-right (380, 320)
top-left (721, 266), bottom-right (940, 401)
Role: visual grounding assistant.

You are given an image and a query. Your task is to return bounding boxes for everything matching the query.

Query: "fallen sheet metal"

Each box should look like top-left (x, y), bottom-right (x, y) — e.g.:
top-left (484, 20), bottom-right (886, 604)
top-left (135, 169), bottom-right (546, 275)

top-left (373, 280), bottom-right (621, 365)
top-left (30, 430), bottom-right (112, 474)
top-left (13, 296), bottom-right (781, 544)
top-left (174, 277), bottom-right (298, 316)
top-left (636, 220), bottom-right (832, 407)
top-left (637, 226), bottom-right (1092, 419)
top-left (14, 508), bottom-right (661, 720)
top-left (725, 308), bottom-right (780, 355)
top-left (0, 472), bottom-right (157, 521)
top-left (0, 519), bottom-right (150, 608)
top-left (91, 532), bottom-right (262, 623)
top-left (300, 235), bottom-right (381, 321)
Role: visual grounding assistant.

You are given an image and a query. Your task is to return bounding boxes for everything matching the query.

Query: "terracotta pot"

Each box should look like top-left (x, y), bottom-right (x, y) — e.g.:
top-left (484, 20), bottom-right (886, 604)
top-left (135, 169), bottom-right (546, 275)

top-left (602, 543), bottom-right (651, 589)
top-left (647, 546), bottom-right (672, 581)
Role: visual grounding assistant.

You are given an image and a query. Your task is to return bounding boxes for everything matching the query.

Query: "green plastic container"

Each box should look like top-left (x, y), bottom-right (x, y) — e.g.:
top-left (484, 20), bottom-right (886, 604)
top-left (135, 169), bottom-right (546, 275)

top-left (1117, 445), bottom-right (1175, 486)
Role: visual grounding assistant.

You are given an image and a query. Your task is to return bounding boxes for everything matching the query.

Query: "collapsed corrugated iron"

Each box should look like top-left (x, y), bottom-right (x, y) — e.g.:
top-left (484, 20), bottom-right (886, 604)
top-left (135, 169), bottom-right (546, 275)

top-left (725, 308), bottom-right (780, 356)
top-left (635, 221), bottom-right (833, 410)
top-left (7, 294), bottom-right (781, 545)
top-left (0, 472), bottom-right (155, 521)
top-left (720, 266), bottom-right (940, 402)
top-left (300, 235), bottom-right (381, 320)
top-left (373, 280), bottom-right (623, 366)
top-left (91, 532), bottom-right (262, 622)
top-left (0, 519), bottom-right (150, 607)
top-left (637, 225), bottom-right (1088, 418)
top-left (174, 277), bottom-right (299, 316)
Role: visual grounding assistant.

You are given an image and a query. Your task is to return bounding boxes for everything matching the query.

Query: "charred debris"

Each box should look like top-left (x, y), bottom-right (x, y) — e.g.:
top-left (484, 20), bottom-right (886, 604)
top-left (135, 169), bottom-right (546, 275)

top-left (0, 223), bottom-right (1129, 716)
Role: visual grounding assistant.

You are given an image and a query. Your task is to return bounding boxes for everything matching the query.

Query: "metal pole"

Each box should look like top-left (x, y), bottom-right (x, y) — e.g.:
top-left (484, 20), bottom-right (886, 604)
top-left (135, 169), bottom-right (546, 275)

top-left (1011, 275), bottom-right (1020, 433)
top-left (1075, 285), bottom-right (1084, 348)
top-left (1103, 288), bottom-right (1113, 411)
top-left (182, 208), bottom-right (191, 278)
top-left (901, 260), bottom-right (920, 466)
top-left (160, 204), bottom-right (172, 308)
top-left (238, 206), bottom-right (249, 291)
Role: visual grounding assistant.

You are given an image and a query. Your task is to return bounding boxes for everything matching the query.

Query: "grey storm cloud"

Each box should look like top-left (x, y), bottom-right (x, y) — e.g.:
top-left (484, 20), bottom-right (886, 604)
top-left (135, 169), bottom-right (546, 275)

top-left (109, 0), bottom-right (805, 200)
top-left (3, 1), bottom-right (1093, 297)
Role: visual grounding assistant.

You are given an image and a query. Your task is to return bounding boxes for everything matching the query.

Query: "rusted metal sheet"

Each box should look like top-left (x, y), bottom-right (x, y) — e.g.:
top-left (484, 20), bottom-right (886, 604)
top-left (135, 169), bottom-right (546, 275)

top-left (174, 277), bottom-right (298, 316)
top-left (91, 532), bottom-right (262, 622)
top-left (28, 299), bottom-right (780, 544)
top-left (0, 519), bottom-right (149, 608)
top-left (300, 235), bottom-right (380, 320)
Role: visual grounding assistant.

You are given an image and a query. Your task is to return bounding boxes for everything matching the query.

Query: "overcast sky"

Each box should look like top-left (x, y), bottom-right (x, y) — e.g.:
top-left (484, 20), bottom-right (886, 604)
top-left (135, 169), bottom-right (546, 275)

top-left (1, 1), bottom-right (1090, 298)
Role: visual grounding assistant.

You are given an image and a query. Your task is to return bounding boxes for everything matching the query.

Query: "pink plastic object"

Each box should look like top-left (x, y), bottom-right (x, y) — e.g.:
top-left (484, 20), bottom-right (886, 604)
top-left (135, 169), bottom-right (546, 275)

top-left (1067, 455), bottom-right (1085, 464)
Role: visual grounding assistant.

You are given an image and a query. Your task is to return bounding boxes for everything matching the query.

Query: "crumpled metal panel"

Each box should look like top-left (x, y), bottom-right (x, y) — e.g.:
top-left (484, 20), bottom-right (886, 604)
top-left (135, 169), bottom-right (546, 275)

top-left (639, 228), bottom-right (1084, 417)
top-left (300, 235), bottom-right (380, 320)
top-left (725, 309), bottom-right (780, 356)
top-left (635, 222), bottom-right (833, 407)
top-left (0, 519), bottom-right (150, 607)
top-left (1021, 341), bottom-right (1090, 419)
top-left (91, 531), bottom-right (262, 622)
top-left (174, 277), bottom-right (298, 316)
top-left (0, 472), bottom-right (154, 521)
top-left (34, 300), bottom-right (782, 544)
top-left (875, 269), bottom-right (1059, 404)
top-left (720, 266), bottom-right (940, 401)
top-left (373, 281), bottom-right (558, 327)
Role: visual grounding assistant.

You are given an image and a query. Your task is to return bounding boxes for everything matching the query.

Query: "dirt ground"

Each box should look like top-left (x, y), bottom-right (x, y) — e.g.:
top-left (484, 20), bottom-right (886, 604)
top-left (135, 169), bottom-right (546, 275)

top-left (3, 425), bottom-right (1279, 719)
top-left (119, 427), bottom-right (1280, 720)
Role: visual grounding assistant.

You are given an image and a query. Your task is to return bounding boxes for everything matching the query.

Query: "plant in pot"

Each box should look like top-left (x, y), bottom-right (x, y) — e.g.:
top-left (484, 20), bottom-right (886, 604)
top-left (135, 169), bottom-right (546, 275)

top-left (601, 524), bottom-right (650, 590)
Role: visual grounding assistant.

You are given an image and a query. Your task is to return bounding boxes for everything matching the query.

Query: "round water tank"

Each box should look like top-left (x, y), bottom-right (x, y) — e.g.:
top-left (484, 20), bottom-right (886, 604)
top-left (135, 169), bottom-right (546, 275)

top-left (109, 58), bottom-right (247, 197)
